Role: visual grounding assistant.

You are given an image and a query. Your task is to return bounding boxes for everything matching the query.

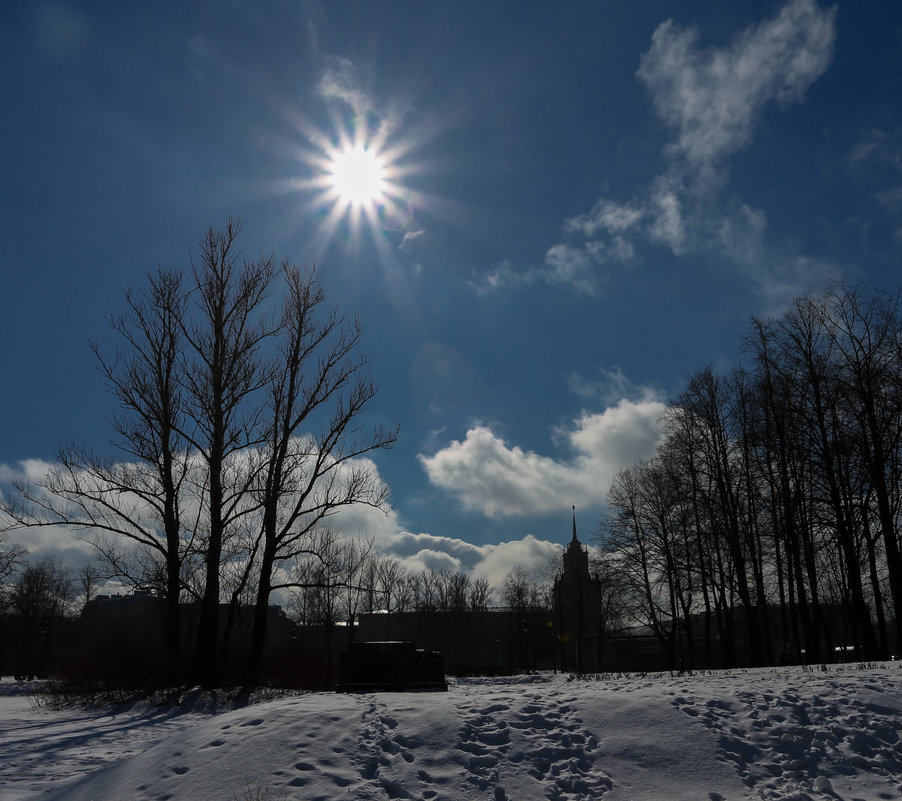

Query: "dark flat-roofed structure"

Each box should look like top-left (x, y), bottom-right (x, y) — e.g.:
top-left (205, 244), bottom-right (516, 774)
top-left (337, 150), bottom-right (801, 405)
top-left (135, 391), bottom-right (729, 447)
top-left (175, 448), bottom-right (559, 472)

top-left (336, 640), bottom-right (448, 692)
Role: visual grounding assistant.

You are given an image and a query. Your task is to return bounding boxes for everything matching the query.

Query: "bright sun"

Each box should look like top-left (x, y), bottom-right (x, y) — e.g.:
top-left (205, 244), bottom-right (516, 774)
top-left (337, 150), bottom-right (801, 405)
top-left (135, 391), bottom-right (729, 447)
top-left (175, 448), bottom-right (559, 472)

top-left (299, 122), bottom-right (415, 252)
top-left (329, 146), bottom-right (386, 206)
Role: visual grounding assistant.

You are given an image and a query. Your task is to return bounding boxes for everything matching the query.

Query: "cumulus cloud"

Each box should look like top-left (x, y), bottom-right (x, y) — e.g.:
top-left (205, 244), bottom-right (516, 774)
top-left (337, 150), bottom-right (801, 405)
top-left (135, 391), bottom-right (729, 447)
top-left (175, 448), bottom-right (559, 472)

top-left (418, 397), bottom-right (667, 519)
top-left (0, 460), bottom-right (97, 566)
top-left (0, 457), bottom-right (562, 596)
top-left (507, 0), bottom-right (838, 302)
top-left (469, 535), bottom-right (562, 588)
top-left (367, 528), bottom-right (563, 591)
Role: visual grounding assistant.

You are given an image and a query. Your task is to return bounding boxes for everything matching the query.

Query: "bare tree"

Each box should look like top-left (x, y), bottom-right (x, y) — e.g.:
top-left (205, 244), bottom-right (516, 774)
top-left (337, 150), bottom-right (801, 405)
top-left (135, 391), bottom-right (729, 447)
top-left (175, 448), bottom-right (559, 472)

top-left (242, 263), bottom-right (398, 687)
top-left (600, 282), bottom-right (902, 669)
top-left (179, 220), bottom-right (277, 685)
top-left (2, 269), bottom-right (195, 681)
top-left (336, 536), bottom-right (374, 636)
top-left (468, 576), bottom-right (492, 611)
top-left (604, 462), bottom-right (682, 667)
top-left (501, 567), bottom-right (547, 669)
top-left (411, 568), bottom-right (442, 612)
top-left (0, 534), bottom-right (25, 674)
top-left (818, 283), bottom-right (902, 657)
top-left (0, 532), bottom-right (24, 588)
top-left (10, 556), bottom-right (73, 679)
top-left (444, 571), bottom-right (472, 612)
top-left (78, 564), bottom-right (100, 612)
top-left (3, 221), bottom-right (395, 688)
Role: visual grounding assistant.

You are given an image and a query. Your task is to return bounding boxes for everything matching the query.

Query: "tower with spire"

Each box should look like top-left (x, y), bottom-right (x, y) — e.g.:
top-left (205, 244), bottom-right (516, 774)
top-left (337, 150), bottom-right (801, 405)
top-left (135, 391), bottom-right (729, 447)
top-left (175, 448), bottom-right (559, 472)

top-left (553, 506), bottom-right (603, 672)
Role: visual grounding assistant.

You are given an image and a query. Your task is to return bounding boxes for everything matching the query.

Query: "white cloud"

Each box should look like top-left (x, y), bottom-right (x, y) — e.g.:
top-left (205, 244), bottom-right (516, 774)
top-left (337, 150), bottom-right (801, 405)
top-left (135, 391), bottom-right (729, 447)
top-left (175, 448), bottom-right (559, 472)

top-left (543, 244), bottom-right (603, 294)
top-left (365, 528), bottom-right (563, 592)
top-left (716, 203), bottom-right (767, 264)
top-left (419, 426), bottom-right (582, 518)
top-left (637, 0), bottom-right (836, 183)
top-left (848, 129), bottom-right (902, 172)
top-left (529, 0), bottom-right (837, 300)
top-left (396, 548), bottom-right (463, 576)
top-left (563, 400), bottom-right (667, 472)
top-left (567, 365), bottom-right (659, 405)
top-left (471, 261), bottom-right (526, 294)
top-left (754, 255), bottom-right (843, 316)
top-left (711, 203), bottom-right (841, 313)
top-left (847, 128), bottom-right (902, 239)
top-left (475, 242), bottom-right (628, 295)
top-left (470, 535), bottom-right (563, 588)
top-left (565, 200), bottom-right (644, 238)
top-left (317, 57), bottom-right (371, 117)
top-left (0, 460), bottom-right (98, 568)
top-left (647, 178), bottom-right (688, 253)
top-left (317, 56), bottom-right (398, 139)
top-left (0, 456), bottom-right (565, 596)
top-left (399, 229), bottom-right (426, 251)
top-left (0, 391), bottom-right (664, 596)
top-left (418, 397), bottom-right (667, 519)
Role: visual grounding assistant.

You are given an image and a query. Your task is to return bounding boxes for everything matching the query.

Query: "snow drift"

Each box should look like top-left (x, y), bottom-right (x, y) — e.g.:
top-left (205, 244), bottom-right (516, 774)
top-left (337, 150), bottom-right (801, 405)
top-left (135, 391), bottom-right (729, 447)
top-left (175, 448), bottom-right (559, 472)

top-left (3, 663), bottom-right (901, 801)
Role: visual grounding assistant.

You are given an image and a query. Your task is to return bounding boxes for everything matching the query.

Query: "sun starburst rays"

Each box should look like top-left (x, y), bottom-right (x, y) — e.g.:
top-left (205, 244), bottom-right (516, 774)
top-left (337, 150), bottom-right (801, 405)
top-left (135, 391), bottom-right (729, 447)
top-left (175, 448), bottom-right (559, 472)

top-left (267, 105), bottom-right (436, 266)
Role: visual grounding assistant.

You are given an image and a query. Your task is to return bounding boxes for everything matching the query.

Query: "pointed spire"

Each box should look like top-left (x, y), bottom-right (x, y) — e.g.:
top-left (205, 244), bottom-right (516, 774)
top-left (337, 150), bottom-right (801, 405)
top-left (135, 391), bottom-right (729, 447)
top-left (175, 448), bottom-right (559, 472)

top-left (571, 505), bottom-right (578, 544)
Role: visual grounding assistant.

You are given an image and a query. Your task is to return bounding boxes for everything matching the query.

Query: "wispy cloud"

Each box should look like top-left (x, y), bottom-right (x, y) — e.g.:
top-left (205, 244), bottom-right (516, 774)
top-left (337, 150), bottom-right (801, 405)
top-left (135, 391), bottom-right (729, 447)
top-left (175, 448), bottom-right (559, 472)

top-left (482, 0), bottom-right (838, 302)
top-left (847, 127), bottom-right (902, 240)
top-left (638, 0), bottom-right (836, 188)
top-left (317, 56), bottom-right (399, 139)
top-left (317, 57), bottom-right (370, 115)
top-left (566, 365), bottom-right (661, 406)
top-left (399, 228), bottom-right (426, 251)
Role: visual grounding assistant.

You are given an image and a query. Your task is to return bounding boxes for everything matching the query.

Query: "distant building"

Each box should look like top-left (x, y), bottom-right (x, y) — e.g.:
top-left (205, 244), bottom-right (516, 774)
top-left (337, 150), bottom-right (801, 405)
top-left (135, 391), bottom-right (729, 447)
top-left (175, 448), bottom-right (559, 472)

top-left (553, 507), bottom-right (602, 672)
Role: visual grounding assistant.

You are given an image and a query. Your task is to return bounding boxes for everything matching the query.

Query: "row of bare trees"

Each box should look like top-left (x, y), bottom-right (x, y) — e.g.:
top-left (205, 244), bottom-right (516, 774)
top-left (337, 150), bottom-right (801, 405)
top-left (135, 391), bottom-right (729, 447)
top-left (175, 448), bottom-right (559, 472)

top-left (2, 222), bottom-right (398, 688)
top-left (603, 283), bottom-right (902, 668)
top-left (0, 536), bottom-right (77, 679)
top-left (292, 556), bottom-right (496, 628)
top-left (0, 524), bottom-right (560, 682)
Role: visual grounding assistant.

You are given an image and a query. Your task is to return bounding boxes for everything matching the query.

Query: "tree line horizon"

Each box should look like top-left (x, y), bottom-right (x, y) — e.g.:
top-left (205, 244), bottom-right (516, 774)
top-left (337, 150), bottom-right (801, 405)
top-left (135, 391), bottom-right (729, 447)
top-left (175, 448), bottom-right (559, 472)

top-left (2, 220), bottom-right (901, 685)
top-left (601, 281), bottom-right (902, 668)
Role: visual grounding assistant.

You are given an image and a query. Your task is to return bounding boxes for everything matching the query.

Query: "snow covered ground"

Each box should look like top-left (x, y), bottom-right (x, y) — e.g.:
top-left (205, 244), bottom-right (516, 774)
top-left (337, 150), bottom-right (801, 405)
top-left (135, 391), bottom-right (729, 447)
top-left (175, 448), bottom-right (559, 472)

top-left (2, 663), bottom-right (901, 801)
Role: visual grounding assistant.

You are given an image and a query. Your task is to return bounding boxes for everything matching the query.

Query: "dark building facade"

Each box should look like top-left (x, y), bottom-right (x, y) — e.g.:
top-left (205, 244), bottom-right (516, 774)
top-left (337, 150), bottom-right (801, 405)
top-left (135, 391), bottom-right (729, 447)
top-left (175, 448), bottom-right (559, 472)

top-left (553, 508), bottom-right (603, 672)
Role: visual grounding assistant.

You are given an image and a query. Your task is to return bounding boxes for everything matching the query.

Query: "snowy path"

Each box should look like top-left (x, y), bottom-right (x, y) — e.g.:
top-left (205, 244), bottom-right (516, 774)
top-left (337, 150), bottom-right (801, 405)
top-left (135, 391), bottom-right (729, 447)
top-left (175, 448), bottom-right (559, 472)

top-left (2, 665), bottom-right (901, 801)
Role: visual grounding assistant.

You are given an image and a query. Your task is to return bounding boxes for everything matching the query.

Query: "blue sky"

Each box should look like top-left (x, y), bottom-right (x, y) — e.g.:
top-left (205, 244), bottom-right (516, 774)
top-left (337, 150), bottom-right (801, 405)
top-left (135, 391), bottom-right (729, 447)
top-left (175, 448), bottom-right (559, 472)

top-left (2, 1), bottom-right (901, 587)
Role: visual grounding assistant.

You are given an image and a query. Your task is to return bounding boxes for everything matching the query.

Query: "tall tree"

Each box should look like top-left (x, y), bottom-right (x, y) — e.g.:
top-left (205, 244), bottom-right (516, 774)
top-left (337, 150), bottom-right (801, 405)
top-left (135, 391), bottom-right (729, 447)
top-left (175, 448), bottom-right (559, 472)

top-left (819, 284), bottom-right (902, 656)
top-left (10, 556), bottom-right (73, 679)
top-left (242, 264), bottom-right (397, 688)
top-left (3, 270), bottom-right (194, 681)
top-left (179, 220), bottom-right (276, 685)
top-left (0, 533), bottom-right (25, 673)
top-left (3, 221), bottom-right (395, 688)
